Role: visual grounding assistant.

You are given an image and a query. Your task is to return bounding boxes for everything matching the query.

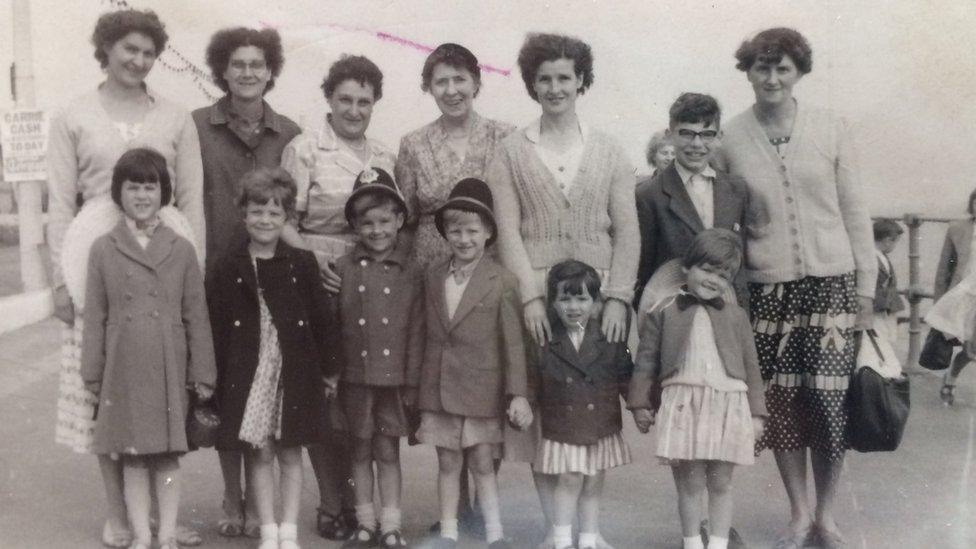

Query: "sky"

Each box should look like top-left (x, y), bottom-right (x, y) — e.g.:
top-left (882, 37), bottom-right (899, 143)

top-left (2, 0), bottom-right (976, 223)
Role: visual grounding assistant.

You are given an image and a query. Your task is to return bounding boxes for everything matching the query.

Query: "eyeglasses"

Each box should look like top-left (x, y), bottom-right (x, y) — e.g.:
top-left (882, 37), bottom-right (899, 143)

top-left (228, 60), bottom-right (268, 74)
top-left (675, 129), bottom-right (719, 142)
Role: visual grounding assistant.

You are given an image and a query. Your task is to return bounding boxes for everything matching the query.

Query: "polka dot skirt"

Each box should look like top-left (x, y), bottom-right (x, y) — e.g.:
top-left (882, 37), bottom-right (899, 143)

top-left (749, 273), bottom-right (857, 461)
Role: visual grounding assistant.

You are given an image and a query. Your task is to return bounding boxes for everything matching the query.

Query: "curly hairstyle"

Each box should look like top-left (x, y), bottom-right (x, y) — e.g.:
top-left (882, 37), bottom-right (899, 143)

top-left (421, 43), bottom-right (481, 94)
top-left (91, 9), bottom-right (168, 69)
top-left (669, 92), bottom-right (722, 128)
top-left (320, 55), bottom-right (384, 101)
top-left (517, 33), bottom-right (594, 102)
top-left (205, 27), bottom-right (284, 94)
top-left (734, 27), bottom-right (813, 74)
top-left (237, 167), bottom-right (298, 218)
top-left (644, 130), bottom-right (672, 167)
top-left (111, 148), bottom-right (172, 208)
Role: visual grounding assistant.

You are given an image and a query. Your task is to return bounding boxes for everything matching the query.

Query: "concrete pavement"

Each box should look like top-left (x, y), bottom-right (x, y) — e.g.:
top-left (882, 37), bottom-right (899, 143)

top-left (0, 319), bottom-right (973, 548)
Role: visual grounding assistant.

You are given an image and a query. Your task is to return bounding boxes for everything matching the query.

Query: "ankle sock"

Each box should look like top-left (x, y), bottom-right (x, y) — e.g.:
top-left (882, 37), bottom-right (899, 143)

top-left (578, 532), bottom-right (598, 548)
top-left (259, 523), bottom-right (278, 541)
top-left (485, 519), bottom-right (504, 543)
top-left (553, 524), bottom-right (573, 548)
top-left (278, 522), bottom-right (297, 540)
top-left (440, 518), bottom-right (459, 541)
top-left (709, 535), bottom-right (729, 549)
top-left (355, 503), bottom-right (377, 531)
top-left (379, 507), bottom-right (401, 534)
top-left (682, 535), bottom-right (705, 549)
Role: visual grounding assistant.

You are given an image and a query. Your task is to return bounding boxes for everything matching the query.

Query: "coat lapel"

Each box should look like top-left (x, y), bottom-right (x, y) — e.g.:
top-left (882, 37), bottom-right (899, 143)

top-left (430, 259), bottom-right (453, 332)
top-left (711, 172), bottom-right (738, 230)
top-left (661, 166), bottom-right (704, 232)
top-left (109, 221), bottom-right (155, 271)
top-left (144, 225), bottom-right (177, 269)
top-left (448, 258), bottom-right (497, 331)
top-left (549, 322), bottom-right (604, 376)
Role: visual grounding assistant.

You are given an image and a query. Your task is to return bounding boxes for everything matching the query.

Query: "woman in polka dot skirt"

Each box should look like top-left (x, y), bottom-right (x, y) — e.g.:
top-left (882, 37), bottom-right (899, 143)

top-left (716, 28), bottom-right (876, 549)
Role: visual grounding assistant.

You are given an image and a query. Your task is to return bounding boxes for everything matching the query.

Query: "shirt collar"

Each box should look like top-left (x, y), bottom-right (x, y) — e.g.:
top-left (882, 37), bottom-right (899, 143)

top-left (317, 114), bottom-right (376, 152)
top-left (524, 116), bottom-right (588, 145)
top-left (675, 161), bottom-right (716, 186)
top-left (210, 96), bottom-right (282, 133)
top-left (352, 239), bottom-right (410, 267)
top-left (448, 256), bottom-right (482, 282)
top-left (124, 214), bottom-right (161, 237)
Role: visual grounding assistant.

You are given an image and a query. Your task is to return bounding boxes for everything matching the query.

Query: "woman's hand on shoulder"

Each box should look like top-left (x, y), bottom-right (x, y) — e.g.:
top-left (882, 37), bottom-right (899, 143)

top-left (523, 298), bottom-right (552, 345)
top-left (53, 286), bottom-right (75, 325)
top-left (601, 298), bottom-right (629, 343)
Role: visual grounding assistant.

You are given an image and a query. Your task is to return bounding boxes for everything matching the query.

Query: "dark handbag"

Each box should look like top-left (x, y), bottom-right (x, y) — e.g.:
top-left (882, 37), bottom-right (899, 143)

top-left (848, 330), bottom-right (911, 452)
top-left (186, 392), bottom-right (220, 450)
top-left (918, 328), bottom-right (957, 371)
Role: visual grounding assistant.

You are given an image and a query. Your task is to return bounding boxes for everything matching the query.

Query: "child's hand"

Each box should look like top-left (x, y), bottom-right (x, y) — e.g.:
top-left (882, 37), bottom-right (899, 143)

top-left (322, 375), bottom-right (339, 400)
top-left (194, 383), bottom-right (214, 401)
top-left (752, 416), bottom-right (766, 441)
top-left (401, 386), bottom-right (419, 409)
top-left (507, 396), bottom-right (533, 430)
top-left (632, 408), bottom-right (655, 433)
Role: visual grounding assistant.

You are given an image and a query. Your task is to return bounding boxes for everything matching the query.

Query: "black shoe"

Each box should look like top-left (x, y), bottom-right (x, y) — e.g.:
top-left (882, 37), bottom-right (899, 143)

top-left (379, 529), bottom-right (409, 548)
top-left (459, 506), bottom-right (486, 540)
top-left (342, 526), bottom-right (378, 548)
top-left (729, 526), bottom-right (746, 549)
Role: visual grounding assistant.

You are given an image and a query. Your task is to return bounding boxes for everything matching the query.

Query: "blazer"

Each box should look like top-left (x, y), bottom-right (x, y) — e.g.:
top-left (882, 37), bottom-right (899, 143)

top-left (80, 221), bottom-right (216, 455)
top-left (531, 321), bottom-right (633, 445)
top-left (418, 256), bottom-right (529, 418)
top-left (934, 219), bottom-right (974, 299)
top-left (207, 241), bottom-right (339, 450)
top-left (634, 164), bottom-right (749, 307)
top-left (874, 253), bottom-right (905, 314)
top-left (628, 297), bottom-right (767, 417)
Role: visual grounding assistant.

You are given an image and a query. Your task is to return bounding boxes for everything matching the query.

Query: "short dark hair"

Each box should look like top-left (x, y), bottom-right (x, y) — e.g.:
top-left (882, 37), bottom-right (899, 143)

top-left (682, 228), bottom-right (743, 274)
top-left (873, 219), bottom-right (904, 241)
top-left (669, 93), bottom-right (721, 129)
top-left (237, 167), bottom-right (297, 218)
top-left (421, 43), bottom-right (481, 94)
top-left (645, 130), bottom-right (672, 167)
top-left (735, 27), bottom-right (813, 74)
top-left (517, 33), bottom-right (594, 102)
top-left (546, 260), bottom-right (602, 328)
top-left (91, 9), bottom-right (168, 69)
top-left (111, 148), bottom-right (172, 208)
top-left (321, 55), bottom-right (383, 101)
top-left (205, 27), bottom-right (284, 94)
top-left (348, 194), bottom-right (406, 224)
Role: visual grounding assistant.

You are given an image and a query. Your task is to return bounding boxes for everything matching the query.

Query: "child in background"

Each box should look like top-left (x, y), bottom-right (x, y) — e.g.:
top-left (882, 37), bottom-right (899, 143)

top-left (80, 148), bottom-right (217, 549)
top-left (417, 178), bottom-right (532, 549)
top-left (208, 167), bottom-right (338, 549)
top-left (628, 228), bottom-right (767, 549)
top-left (533, 260), bottom-right (633, 549)
top-left (872, 219), bottom-right (906, 345)
top-left (335, 168), bottom-right (424, 549)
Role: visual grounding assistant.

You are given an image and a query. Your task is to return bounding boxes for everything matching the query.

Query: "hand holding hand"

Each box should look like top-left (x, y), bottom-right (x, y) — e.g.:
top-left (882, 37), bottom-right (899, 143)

top-left (632, 408), bottom-right (655, 433)
top-left (601, 298), bottom-right (629, 343)
top-left (194, 383), bottom-right (214, 401)
top-left (752, 416), bottom-right (766, 441)
top-left (322, 375), bottom-right (339, 400)
top-left (523, 298), bottom-right (552, 346)
top-left (319, 261), bottom-right (343, 294)
top-left (53, 286), bottom-right (75, 326)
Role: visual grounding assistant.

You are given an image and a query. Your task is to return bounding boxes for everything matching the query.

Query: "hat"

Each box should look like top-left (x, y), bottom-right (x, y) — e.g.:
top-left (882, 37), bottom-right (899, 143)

top-left (344, 167), bottom-right (407, 224)
top-left (434, 177), bottom-right (497, 246)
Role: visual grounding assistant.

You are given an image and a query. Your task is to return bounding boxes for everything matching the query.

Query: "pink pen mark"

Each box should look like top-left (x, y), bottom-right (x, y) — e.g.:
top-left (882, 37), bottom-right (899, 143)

top-left (260, 21), bottom-right (511, 77)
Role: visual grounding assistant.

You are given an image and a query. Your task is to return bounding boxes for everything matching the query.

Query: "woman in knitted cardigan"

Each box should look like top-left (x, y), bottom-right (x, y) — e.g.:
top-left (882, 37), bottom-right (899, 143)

top-left (486, 32), bottom-right (639, 549)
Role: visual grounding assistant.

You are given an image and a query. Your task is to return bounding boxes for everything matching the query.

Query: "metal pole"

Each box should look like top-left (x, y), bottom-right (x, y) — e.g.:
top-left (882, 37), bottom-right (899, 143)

top-left (11, 0), bottom-right (47, 291)
top-left (903, 213), bottom-right (923, 372)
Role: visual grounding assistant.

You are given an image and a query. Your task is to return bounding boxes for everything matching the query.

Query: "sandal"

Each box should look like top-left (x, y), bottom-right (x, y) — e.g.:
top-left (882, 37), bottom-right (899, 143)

top-left (342, 525), bottom-right (378, 548)
top-left (218, 498), bottom-right (245, 537)
top-left (816, 526), bottom-right (848, 549)
top-left (174, 525), bottom-right (203, 547)
top-left (379, 529), bottom-right (408, 548)
top-left (102, 521), bottom-right (133, 549)
top-left (772, 524), bottom-right (814, 549)
top-left (317, 507), bottom-right (355, 540)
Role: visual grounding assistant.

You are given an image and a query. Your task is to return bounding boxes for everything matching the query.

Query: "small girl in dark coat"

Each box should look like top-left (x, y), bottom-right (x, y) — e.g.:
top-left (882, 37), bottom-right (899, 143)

top-left (532, 260), bottom-right (633, 549)
top-left (208, 167), bottom-right (338, 549)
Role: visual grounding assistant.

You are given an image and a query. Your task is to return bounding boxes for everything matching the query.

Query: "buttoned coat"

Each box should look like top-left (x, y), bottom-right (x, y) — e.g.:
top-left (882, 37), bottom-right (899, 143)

top-left (335, 242), bottom-right (425, 387)
top-left (530, 321), bottom-right (633, 445)
top-left (208, 241), bottom-right (339, 450)
top-left (80, 222), bottom-right (216, 455)
top-left (419, 256), bottom-right (528, 418)
top-left (634, 164), bottom-right (749, 308)
top-left (628, 297), bottom-right (768, 417)
top-left (934, 219), bottom-right (974, 300)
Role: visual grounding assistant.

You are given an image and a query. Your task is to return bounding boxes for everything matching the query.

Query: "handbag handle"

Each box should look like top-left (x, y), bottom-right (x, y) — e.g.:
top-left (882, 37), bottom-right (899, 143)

top-left (856, 328), bottom-right (887, 363)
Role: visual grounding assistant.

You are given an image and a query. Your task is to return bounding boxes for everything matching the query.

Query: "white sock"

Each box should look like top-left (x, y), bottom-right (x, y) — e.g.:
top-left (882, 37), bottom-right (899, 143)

top-left (355, 503), bottom-right (377, 530)
top-left (440, 518), bottom-right (459, 541)
top-left (683, 535), bottom-right (705, 549)
top-left (278, 522), bottom-right (297, 541)
top-left (260, 523), bottom-right (278, 541)
top-left (379, 507), bottom-right (401, 534)
top-left (578, 532), bottom-right (598, 548)
top-left (708, 535), bottom-right (729, 549)
top-left (553, 524), bottom-right (573, 548)
top-left (485, 519), bottom-right (504, 544)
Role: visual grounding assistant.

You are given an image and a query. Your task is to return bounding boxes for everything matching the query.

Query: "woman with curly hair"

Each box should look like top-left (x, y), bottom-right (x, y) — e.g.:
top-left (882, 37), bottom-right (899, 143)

top-left (46, 8), bottom-right (205, 548)
top-left (191, 26), bottom-right (301, 540)
top-left (644, 129), bottom-right (674, 177)
top-left (487, 32), bottom-right (639, 549)
top-left (716, 27), bottom-right (875, 549)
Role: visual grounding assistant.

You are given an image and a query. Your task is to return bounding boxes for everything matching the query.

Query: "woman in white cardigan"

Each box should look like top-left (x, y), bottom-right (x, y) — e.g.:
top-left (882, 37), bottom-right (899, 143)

top-left (717, 28), bottom-right (875, 549)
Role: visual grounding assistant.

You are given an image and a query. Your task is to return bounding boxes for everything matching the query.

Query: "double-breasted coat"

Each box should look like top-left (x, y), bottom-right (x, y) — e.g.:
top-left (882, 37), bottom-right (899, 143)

top-left (208, 241), bottom-right (339, 450)
top-left (80, 221), bottom-right (216, 455)
top-left (419, 256), bottom-right (529, 418)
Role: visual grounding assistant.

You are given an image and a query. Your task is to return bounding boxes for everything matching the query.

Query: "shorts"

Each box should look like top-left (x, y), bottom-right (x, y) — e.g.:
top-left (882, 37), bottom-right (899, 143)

top-left (339, 383), bottom-right (409, 439)
top-left (416, 410), bottom-right (503, 451)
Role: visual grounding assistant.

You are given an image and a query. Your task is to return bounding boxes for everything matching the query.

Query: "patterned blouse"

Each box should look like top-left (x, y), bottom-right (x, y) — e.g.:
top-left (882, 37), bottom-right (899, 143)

top-left (395, 113), bottom-right (515, 268)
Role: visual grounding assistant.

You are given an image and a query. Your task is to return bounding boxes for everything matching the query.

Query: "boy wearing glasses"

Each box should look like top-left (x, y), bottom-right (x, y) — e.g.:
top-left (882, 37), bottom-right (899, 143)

top-left (634, 93), bottom-right (750, 313)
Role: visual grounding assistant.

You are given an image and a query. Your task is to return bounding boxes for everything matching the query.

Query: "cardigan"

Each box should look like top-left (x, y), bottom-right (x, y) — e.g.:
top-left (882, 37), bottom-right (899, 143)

top-left (717, 103), bottom-right (876, 297)
top-left (80, 222), bottom-right (215, 455)
top-left (192, 97), bottom-right (301, 279)
top-left (46, 88), bottom-right (205, 286)
top-left (531, 321), bottom-right (633, 445)
top-left (627, 297), bottom-right (767, 417)
top-left (487, 123), bottom-right (640, 304)
top-left (334, 241), bottom-right (425, 387)
top-left (933, 219), bottom-right (974, 299)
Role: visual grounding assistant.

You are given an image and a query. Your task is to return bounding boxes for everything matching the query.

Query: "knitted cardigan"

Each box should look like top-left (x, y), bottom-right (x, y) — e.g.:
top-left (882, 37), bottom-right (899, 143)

top-left (486, 124), bottom-right (639, 303)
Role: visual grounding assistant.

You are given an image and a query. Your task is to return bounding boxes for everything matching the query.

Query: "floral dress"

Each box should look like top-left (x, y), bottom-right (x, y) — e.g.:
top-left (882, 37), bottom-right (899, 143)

top-left (237, 270), bottom-right (284, 447)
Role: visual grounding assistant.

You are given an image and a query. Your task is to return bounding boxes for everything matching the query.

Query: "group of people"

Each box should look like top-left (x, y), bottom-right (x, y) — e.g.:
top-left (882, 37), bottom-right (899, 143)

top-left (49, 8), bottom-right (880, 549)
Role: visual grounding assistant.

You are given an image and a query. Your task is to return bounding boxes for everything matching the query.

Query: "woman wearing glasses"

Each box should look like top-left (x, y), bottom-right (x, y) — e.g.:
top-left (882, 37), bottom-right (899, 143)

top-left (192, 26), bottom-right (301, 540)
top-left (716, 28), bottom-right (875, 549)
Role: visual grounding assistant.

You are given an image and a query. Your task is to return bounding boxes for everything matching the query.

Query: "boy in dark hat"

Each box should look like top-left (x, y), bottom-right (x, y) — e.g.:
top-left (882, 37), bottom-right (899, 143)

top-left (417, 178), bottom-right (532, 549)
top-left (336, 168), bottom-right (425, 549)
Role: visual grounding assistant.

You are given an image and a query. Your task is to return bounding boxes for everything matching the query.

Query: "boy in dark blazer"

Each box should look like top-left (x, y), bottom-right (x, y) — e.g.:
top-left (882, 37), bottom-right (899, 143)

top-left (634, 93), bottom-right (749, 311)
top-left (417, 178), bottom-right (531, 549)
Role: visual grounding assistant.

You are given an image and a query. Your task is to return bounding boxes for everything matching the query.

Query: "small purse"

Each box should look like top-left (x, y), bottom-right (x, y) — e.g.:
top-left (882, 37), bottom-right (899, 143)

top-left (848, 330), bottom-right (911, 453)
top-left (186, 392), bottom-right (220, 450)
top-left (918, 328), bottom-right (957, 371)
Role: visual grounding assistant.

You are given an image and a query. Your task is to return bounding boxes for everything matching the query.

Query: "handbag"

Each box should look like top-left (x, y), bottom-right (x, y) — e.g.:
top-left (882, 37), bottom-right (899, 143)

top-left (918, 328), bottom-right (957, 371)
top-left (186, 392), bottom-right (221, 450)
top-left (848, 330), bottom-right (911, 452)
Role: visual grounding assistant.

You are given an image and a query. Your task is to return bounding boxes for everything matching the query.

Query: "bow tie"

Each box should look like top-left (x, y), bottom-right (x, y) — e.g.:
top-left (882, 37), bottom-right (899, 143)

top-left (676, 292), bottom-right (725, 311)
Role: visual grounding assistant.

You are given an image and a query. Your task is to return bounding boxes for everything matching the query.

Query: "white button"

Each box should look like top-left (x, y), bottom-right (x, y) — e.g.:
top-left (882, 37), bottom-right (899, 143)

top-left (298, 320), bottom-right (304, 326)
top-left (358, 318), bottom-right (366, 326)
top-left (292, 277), bottom-right (297, 283)
top-left (233, 320), bottom-right (240, 327)
top-left (360, 259), bottom-right (368, 267)
top-left (382, 349), bottom-right (390, 356)
top-left (361, 350), bottom-right (368, 357)
top-left (236, 278), bottom-right (242, 283)
top-left (358, 285), bottom-right (366, 292)
top-left (383, 287), bottom-right (390, 294)
top-left (381, 318), bottom-right (389, 325)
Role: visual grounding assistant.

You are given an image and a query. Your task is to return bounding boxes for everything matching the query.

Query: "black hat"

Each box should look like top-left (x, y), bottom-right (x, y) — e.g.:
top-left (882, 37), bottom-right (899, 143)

top-left (434, 178), bottom-right (497, 246)
top-left (344, 167), bottom-right (407, 224)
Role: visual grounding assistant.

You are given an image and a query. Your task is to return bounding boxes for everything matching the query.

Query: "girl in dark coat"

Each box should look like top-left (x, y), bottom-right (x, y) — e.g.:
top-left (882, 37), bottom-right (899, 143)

top-left (208, 167), bottom-right (338, 549)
